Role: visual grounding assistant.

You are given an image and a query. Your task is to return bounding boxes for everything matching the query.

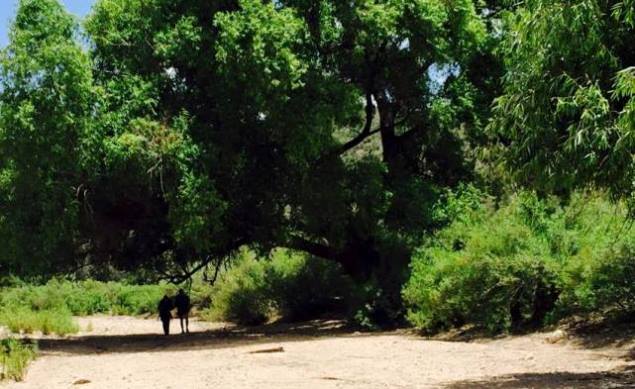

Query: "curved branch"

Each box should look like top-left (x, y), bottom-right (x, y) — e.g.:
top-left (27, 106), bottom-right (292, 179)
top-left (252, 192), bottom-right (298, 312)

top-left (158, 238), bottom-right (249, 285)
top-left (337, 91), bottom-right (378, 155)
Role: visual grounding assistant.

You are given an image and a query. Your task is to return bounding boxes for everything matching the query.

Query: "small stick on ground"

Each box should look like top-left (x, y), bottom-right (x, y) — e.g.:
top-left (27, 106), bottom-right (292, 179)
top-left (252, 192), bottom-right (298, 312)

top-left (248, 346), bottom-right (284, 354)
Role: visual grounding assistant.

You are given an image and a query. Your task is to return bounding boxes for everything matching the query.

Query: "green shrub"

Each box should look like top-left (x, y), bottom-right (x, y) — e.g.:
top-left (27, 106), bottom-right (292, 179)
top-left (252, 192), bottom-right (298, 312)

top-left (405, 253), bottom-right (560, 332)
top-left (63, 281), bottom-right (112, 315)
top-left (559, 244), bottom-right (635, 315)
top-left (267, 250), bottom-right (355, 320)
top-left (404, 190), bottom-right (635, 333)
top-left (109, 284), bottom-right (171, 315)
top-left (189, 276), bottom-right (216, 310)
top-left (588, 245), bottom-right (635, 313)
top-left (202, 251), bottom-right (272, 325)
top-left (202, 248), bottom-right (355, 325)
top-left (589, 246), bottom-right (635, 313)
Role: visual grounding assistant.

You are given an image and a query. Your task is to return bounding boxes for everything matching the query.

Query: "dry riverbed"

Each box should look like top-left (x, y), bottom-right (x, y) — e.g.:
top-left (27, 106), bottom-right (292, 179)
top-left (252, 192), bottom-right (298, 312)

top-left (2, 316), bottom-right (634, 388)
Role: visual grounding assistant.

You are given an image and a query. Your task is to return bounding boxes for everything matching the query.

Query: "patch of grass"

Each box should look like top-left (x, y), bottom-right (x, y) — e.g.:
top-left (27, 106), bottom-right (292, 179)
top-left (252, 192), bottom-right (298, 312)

top-left (0, 338), bottom-right (37, 381)
top-left (0, 308), bottom-right (78, 336)
top-left (109, 284), bottom-right (173, 316)
top-left (0, 280), bottom-right (179, 335)
top-left (0, 280), bottom-right (174, 317)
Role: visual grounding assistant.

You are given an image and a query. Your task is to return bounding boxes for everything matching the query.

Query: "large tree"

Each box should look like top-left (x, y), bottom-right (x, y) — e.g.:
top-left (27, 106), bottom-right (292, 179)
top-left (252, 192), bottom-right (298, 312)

top-left (0, 0), bottom-right (94, 276)
top-left (1, 0), bottom-right (502, 294)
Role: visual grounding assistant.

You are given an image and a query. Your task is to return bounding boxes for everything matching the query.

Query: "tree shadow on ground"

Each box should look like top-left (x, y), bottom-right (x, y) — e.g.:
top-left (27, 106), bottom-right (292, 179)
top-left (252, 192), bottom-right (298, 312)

top-left (560, 318), bottom-right (635, 366)
top-left (36, 319), bottom-right (381, 355)
top-left (566, 318), bottom-right (635, 352)
top-left (445, 365), bottom-right (635, 388)
top-left (428, 318), bottom-right (635, 362)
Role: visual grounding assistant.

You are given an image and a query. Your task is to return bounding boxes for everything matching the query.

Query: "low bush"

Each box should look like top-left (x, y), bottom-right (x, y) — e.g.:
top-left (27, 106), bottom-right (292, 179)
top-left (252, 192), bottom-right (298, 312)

top-left (559, 243), bottom-right (635, 316)
top-left (404, 190), bottom-right (635, 333)
top-left (202, 250), bottom-right (272, 325)
top-left (0, 338), bottom-right (37, 381)
top-left (108, 284), bottom-right (174, 316)
top-left (202, 249), bottom-right (355, 325)
top-left (267, 250), bottom-right (356, 321)
top-left (588, 245), bottom-right (635, 313)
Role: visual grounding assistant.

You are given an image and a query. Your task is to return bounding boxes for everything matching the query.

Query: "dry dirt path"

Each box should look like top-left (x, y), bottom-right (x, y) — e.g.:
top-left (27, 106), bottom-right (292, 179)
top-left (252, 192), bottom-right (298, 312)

top-left (2, 316), bottom-right (634, 389)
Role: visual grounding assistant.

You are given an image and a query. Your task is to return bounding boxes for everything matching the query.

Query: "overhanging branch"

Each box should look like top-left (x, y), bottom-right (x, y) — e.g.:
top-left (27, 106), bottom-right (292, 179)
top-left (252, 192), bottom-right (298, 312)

top-left (158, 238), bottom-right (248, 284)
top-left (285, 235), bottom-right (339, 262)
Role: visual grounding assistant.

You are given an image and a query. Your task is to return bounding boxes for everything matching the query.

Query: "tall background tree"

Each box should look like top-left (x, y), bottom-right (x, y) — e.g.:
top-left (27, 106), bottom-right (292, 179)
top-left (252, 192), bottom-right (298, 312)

top-left (492, 0), bottom-right (635, 203)
top-left (1, 0), bottom-right (504, 320)
top-left (0, 0), bottom-right (93, 276)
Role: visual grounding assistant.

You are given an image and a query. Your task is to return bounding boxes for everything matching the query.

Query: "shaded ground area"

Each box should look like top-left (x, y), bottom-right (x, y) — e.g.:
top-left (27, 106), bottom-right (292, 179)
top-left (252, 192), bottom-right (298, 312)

top-left (2, 316), bottom-right (634, 388)
top-left (447, 366), bottom-right (635, 388)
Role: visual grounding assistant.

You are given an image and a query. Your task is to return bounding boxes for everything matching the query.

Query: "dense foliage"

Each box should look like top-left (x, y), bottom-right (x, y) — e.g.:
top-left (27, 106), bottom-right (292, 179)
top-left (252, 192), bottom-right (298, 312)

top-left (202, 249), bottom-right (356, 325)
top-left (404, 190), bottom-right (635, 332)
top-left (492, 0), bottom-right (635, 200)
top-left (0, 0), bottom-right (634, 330)
top-left (0, 0), bottom-right (497, 285)
top-left (0, 250), bottom-right (350, 332)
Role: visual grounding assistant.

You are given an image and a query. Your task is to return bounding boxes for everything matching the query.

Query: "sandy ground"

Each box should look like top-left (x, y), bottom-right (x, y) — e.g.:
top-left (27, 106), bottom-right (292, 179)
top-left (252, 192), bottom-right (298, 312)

top-left (2, 316), bottom-right (634, 389)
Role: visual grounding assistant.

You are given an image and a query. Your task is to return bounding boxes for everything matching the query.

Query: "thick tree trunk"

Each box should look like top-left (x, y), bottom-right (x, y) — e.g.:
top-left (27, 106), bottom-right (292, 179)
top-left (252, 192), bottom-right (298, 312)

top-left (375, 90), bottom-right (411, 180)
top-left (335, 238), bottom-right (380, 279)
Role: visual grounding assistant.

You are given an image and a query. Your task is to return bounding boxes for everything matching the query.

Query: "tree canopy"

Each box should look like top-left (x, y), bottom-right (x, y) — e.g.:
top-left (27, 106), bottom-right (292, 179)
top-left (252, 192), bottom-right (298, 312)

top-left (0, 0), bottom-right (93, 275)
top-left (0, 0), bottom-right (499, 282)
top-left (1, 0), bottom-right (632, 292)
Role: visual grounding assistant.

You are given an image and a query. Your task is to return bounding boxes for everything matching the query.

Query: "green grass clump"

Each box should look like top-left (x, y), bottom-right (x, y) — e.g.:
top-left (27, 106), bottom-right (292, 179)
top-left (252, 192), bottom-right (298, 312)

top-left (0, 338), bottom-right (37, 381)
top-left (108, 284), bottom-right (174, 316)
top-left (0, 308), bottom-right (78, 336)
